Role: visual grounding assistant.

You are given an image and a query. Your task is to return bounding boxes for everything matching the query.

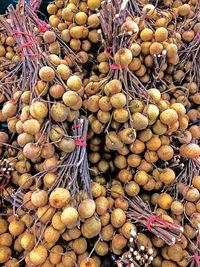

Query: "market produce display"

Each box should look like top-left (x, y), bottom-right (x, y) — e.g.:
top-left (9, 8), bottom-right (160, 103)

top-left (0, 0), bottom-right (199, 266)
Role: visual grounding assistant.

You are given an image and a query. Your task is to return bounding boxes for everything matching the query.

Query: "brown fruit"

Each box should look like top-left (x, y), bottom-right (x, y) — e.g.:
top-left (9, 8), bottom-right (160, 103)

top-left (158, 193), bottom-right (173, 210)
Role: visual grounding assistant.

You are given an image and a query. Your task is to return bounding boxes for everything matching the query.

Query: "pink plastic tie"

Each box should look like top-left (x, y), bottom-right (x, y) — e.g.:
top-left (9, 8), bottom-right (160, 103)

top-left (19, 40), bottom-right (38, 52)
top-left (194, 252), bottom-right (200, 265)
top-left (104, 50), bottom-right (114, 60)
top-left (11, 30), bottom-right (38, 53)
top-left (0, 174), bottom-right (11, 190)
top-left (39, 22), bottom-right (47, 33)
top-left (110, 64), bottom-right (128, 70)
top-left (146, 216), bottom-right (175, 231)
top-left (72, 123), bottom-right (82, 129)
top-left (12, 30), bottom-right (32, 38)
top-left (75, 138), bottom-right (87, 147)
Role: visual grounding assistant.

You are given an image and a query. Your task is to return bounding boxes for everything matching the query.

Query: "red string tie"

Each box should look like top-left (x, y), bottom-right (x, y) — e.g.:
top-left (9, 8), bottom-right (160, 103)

top-left (38, 22), bottom-right (47, 33)
top-left (109, 64), bottom-right (128, 70)
top-left (194, 252), bottom-right (200, 264)
top-left (34, 12), bottom-right (47, 32)
top-left (12, 30), bottom-right (32, 38)
top-left (0, 174), bottom-right (11, 190)
top-left (104, 50), bottom-right (114, 60)
top-left (72, 123), bottom-right (82, 129)
top-left (146, 216), bottom-right (175, 231)
top-left (75, 138), bottom-right (87, 147)
top-left (24, 53), bottom-right (41, 58)
top-left (18, 40), bottom-right (38, 52)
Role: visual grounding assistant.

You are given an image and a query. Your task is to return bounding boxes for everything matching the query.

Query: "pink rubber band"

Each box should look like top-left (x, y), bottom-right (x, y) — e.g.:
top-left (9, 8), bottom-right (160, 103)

top-left (19, 40), bottom-right (38, 51)
top-left (146, 216), bottom-right (175, 231)
top-left (110, 64), bottom-right (128, 70)
top-left (38, 22), bottom-right (47, 33)
top-left (104, 50), bottom-right (114, 60)
top-left (194, 252), bottom-right (200, 264)
top-left (72, 123), bottom-right (82, 129)
top-left (0, 174), bottom-right (11, 190)
top-left (12, 30), bottom-right (38, 53)
top-left (75, 138), bottom-right (87, 147)
top-left (12, 30), bottom-right (32, 37)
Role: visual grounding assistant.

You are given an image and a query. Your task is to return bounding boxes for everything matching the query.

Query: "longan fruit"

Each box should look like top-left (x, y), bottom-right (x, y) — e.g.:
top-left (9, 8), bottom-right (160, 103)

top-left (142, 4), bottom-right (156, 18)
top-left (125, 181), bottom-right (140, 196)
top-left (113, 108), bottom-right (129, 123)
top-left (75, 12), bottom-right (88, 25)
top-left (152, 120), bottom-right (168, 135)
top-left (138, 159), bottom-right (153, 173)
top-left (166, 43), bottom-right (178, 57)
top-left (155, 27), bottom-right (168, 42)
top-left (156, 18), bottom-right (168, 27)
top-left (170, 201), bottom-right (184, 215)
top-left (161, 260), bottom-right (177, 267)
top-left (129, 58), bottom-right (141, 71)
top-left (87, 0), bottom-right (101, 10)
top-left (87, 14), bottom-right (100, 28)
top-left (70, 39), bottom-right (81, 51)
top-left (47, 4), bottom-right (58, 14)
top-left (130, 43), bottom-right (141, 56)
top-left (140, 28), bottom-right (154, 41)
top-left (184, 224), bottom-right (196, 239)
top-left (167, 244), bottom-right (183, 262)
top-left (0, 45), bottom-right (6, 57)
top-left (150, 42), bottom-right (163, 55)
top-left (88, 30), bottom-right (99, 43)
top-left (159, 168), bottom-right (175, 185)
top-left (158, 193), bottom-right (173, 210)
top-left (138, 129), bottom-right (152, 142)
top-left (129, 99), bottom-right (144, 113)
top-left (134, 170), bottom-right (149, 185)
top-left (146, 135), bottom-right (161, 151)
top-left (182, 30), bottom-right (195, 42)
top-left (140, 73), bottom-right (150, 84)
top-left (129, 139), bottom-right (145, 154)
top-left (160, 109), bottom-right (178, 126)
top-left (141, 41), bottom-right (151, 55)
top-left (152, 236), bottom-right (165, 248)
top-left (144, 55), bottom-right (154, 68)
top-left (144, 151), bottom-right (158, 163)
top-left (178, 4), bottom-right (191, 16)
top-left (127, 154), bottom-right (142, 167)
top-left (157, 145), bottom-right (174, 161)
top-left (110, 93), bottom-right (126, 108)
top-left (118, 169), bottom-right (132, 183)
top-left (192, 176), bottom-right (200, 190)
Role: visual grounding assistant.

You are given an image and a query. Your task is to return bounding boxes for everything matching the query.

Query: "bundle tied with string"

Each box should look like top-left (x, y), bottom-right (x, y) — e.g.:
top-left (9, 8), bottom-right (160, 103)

top-left (125, 196), bottom-right (183, 245)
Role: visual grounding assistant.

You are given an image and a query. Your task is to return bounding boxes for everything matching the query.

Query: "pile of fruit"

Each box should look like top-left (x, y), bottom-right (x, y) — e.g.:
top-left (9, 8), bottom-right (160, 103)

top-left (0, 0), bottom-right (199, 266)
